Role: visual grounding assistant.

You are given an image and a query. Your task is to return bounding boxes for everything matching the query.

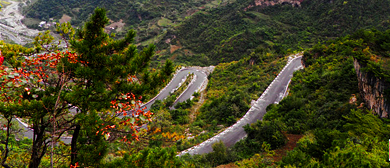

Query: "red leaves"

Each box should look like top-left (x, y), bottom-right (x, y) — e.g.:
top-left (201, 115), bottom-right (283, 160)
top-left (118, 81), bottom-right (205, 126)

top-left (0, 56), bottom-right (4, 65)
top-left (70, 162), bottom-right (79, 168)
top-left (101, 93), bottom-right (153, 143)
top-left (0, 50), bottom-right (83, 102)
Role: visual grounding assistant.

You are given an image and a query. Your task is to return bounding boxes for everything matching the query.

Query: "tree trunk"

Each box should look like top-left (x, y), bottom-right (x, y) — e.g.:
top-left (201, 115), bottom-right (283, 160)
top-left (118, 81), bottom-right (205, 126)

top-left (29, 120), bottom-right (48, 168)
top-left (71, 125), bottom-right (80, 165)
top-left (1, 118), bottom-right (11, 168)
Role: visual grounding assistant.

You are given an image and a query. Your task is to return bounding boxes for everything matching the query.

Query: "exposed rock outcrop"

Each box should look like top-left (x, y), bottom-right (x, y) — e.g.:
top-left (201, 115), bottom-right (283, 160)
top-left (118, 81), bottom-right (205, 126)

top-left (245, 0), bottom-right (302, 11)
top-left (354, 58), bottom-right (390, 118)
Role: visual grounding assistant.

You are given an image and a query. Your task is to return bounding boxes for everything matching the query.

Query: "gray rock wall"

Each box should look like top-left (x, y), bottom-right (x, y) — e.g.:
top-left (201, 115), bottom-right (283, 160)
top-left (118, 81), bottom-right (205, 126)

top-left (354, 58), bottom-right (390, 118)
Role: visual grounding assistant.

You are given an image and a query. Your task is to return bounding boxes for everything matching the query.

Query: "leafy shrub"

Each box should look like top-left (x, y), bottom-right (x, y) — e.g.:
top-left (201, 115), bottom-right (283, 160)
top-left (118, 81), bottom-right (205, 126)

top-left (280, 149), bottom-right (312, 168)
top-left (206, 141), bottom-right (238, 167)
top-left (244, 120), bottom-right (287, 150)
top-left (170, 109), bottom-right (189, 124)
top-left (174, 99), bottom-right (194, 109)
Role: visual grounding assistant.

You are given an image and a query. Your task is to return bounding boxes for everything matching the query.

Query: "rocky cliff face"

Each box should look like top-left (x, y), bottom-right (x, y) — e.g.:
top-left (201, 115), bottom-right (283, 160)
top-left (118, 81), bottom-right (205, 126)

top-left (354, 58), bottom-right (390, 118)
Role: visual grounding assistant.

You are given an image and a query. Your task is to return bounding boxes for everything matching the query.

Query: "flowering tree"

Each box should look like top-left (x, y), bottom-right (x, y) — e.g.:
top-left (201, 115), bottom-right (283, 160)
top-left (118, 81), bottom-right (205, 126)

top-left (0, 7), bottom-right (174, 168)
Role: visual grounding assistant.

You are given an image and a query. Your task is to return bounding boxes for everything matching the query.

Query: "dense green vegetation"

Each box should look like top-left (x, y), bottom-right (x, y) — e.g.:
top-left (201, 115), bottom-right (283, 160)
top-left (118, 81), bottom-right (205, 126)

top-left (244, 29), bottom-right (390, 166)
top-left (22, 0), bottom-right (235, 48)
top-left (349, 29), bottom-right (390, 80)
top-left (23, 0), bottom-right (194, 25)
top-left (158, 0), bottom-right (390, 65)
top-left (199, 49), bottom-right (287, 126)
top-left (23, 0), bottom-right (390, 67)
top-left (177, 29), bottom-right (390, 167)
top-left (19, 0), bottom-right (390, 75)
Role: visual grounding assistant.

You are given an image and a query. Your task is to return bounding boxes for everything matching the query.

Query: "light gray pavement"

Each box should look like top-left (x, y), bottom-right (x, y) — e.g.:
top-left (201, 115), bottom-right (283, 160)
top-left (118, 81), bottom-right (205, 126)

top-left (142, 68), bottom-right (208, 112)
top-left (15, 118), bottom-right (72, 144)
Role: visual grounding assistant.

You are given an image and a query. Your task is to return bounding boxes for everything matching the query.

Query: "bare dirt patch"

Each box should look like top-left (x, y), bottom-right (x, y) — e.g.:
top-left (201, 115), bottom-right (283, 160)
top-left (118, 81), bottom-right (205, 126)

top-left (186, 9), bottom-right (199, 16)
top-left (170, 45), bottom-right (182, 53)
top-left (272, 133), bottom-right (303, 162)
top-left (217, 133), bottom-right (303, 167)
top-left (59, 14), bottom-right (72, 23)
top-left (183, 49), bottom-right (193, 56)
top-left (170, 53), bottom-right (179, 60)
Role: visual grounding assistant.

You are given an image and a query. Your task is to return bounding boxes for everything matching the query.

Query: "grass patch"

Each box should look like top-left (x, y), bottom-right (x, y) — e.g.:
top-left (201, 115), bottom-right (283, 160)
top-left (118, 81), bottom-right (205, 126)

top-left (140, 31), bottom-right (167, 46)
top-left (157, 17), bottom-right (173, 27)
top-left (204, 0), bottom-right (222, 8)
top-left (247, 11), bottom-right (271, 20)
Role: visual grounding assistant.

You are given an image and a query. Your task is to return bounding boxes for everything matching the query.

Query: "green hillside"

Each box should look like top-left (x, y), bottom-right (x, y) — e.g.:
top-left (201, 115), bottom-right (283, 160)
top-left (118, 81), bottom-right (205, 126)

top-left (181, 29), bottom-right (390, 167)
top-left (24, 0), bottom-right (195, 25)
top-left (164, 0), bottom-right (390, 65)
top-left (23, 0), bottom-right (390, 66)
top-left (264, 29), bottom-right (390, 167)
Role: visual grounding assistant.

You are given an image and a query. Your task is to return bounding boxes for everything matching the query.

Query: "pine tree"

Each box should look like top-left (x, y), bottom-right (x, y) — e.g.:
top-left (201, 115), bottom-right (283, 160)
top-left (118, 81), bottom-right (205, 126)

top-left (61, 8), bottom-right (174, 167)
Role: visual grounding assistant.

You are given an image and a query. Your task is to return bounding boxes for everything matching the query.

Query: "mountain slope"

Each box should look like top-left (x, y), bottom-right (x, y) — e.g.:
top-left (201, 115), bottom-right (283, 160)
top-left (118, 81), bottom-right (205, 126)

top-left (23, 0), bottom-right (390, 66)
top-left (162, 0), bottom-right (390, 65)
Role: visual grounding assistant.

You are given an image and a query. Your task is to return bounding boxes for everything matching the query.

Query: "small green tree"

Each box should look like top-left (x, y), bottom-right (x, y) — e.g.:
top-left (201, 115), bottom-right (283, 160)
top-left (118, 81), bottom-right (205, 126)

top-left (206, 141), bottom-right (237, 167)
top-left (244, 120), bottom-right (287, 149)
top-left (208, 141), bottom-right (228, 166)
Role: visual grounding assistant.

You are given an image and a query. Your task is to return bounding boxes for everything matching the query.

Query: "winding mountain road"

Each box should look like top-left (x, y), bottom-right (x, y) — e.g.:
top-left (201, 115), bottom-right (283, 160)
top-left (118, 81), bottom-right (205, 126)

top-left (178, 55), bottom-right (303, 156)
top-left (133, 68), bottom-right (208, 114)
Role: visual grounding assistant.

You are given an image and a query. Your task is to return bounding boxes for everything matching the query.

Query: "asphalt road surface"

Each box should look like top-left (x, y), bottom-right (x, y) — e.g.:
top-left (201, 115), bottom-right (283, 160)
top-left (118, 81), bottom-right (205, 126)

top-left (178, 56), bottom-right (303, 156)
top-left (15, 118), bottom-right (73, 144)
top-left (138, 68), bottom-right (207, 113)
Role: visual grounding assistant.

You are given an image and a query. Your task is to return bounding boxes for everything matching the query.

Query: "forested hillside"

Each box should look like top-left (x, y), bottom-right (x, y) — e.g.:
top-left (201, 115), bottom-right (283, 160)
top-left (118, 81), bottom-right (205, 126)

top-left (165, 0), bottom-right (390, 65)
top-left (23, 0), bottom-right (203, 25)
top-left (178, 29), bottom-right (390, 167)
top-left (23, 0), bottom-right (390, 66)
top-left (264, 29), bottom-right (390, 167)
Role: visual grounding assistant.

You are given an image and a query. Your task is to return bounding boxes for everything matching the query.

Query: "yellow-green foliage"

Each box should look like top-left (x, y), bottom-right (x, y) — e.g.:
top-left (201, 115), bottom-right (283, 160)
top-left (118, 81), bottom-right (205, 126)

top-left (157, 18), bottom-right (173, 27)
top-left (0, 41), bottom-right (34, 67)
top-left (321, 138), bottom-right (388, 167)
top-left (235, 142), bottom-right (274, 168)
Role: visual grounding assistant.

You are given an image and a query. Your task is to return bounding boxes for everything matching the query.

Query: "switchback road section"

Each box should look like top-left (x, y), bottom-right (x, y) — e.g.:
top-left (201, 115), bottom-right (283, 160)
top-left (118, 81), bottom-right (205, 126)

top-left (178, 55), bottom-right (303, 156)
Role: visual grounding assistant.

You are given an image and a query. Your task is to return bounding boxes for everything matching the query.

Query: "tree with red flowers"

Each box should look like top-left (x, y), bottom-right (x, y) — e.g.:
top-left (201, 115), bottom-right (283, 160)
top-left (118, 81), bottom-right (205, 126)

top-left (0, 7), bottom-right (174, 168)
